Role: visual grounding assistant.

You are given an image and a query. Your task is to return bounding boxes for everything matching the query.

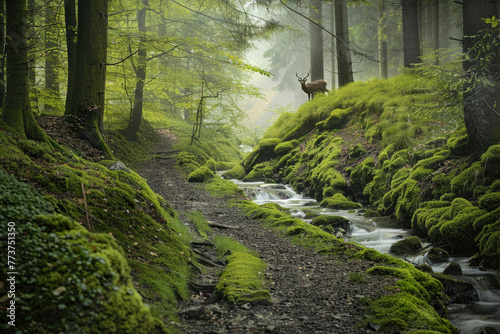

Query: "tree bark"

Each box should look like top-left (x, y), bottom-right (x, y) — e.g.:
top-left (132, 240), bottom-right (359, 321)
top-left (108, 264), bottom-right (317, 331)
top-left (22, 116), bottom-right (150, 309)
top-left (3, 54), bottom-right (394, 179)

top-left (432, 0), bottom-right (439, 65)
top-left (2, 0), bottom-right (46, 140)
top-left (44, 3), bottom-right (61, 113)
top-left (462, 0), bottom-right (500, 158)
top-left (126, 5), bottom-right (147, 141)
top-left (66, 0), bottom-right (112, 157)
top-left (335, 0), bottom-right (353, 87)
top-left (64, 0), bottom-right (77, 115)
top-left (378, 0), bottom-right (388, 79)
top-left (330, 2), bottom-right (336, 90)
top-left (402, 0), bottom-right (421, 67)
top-left (309, 0), bottom-right (324, 82)
top-left (27, 0), bottom-right (35, 86)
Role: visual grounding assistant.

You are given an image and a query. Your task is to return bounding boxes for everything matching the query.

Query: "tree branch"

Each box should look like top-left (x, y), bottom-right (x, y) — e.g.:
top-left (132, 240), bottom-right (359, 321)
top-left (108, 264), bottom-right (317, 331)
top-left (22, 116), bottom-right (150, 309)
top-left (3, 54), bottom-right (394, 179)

top-left (103, 49), bottom-right (140, 66)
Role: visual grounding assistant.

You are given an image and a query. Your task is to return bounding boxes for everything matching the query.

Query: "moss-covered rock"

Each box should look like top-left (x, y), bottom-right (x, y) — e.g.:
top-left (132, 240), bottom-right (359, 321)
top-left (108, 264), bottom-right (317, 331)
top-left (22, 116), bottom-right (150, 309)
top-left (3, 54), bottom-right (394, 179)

top-left (439, 207), bottom-right (487, 254)
top-left (222, 164), bottom-right (246, 180)
top-left (476, 219), bottom-right (500, 269)
top-left (479, 192), bottom-right (500, 211)
top-left (187, 166), bottom-right (215, 183)
top-left (350, 157), bottom-right (375, 200)
top-left (274, 140), bottom-right (299, 155)
top-left (204, 158), bottom-right (217, 172)
top-left (349, 143), bottom-right (367, 159)
top-left (316, 108), bottom-right (352, 131)
top-left (241, 138), bottom-right (281, 173)
top-left (378, 144), bottom-right (395, 165)
top-left (446, 128), bottom-right (469, 156)
top-left (481, 144), bottom-right (500, 178)
top-left (310, 215), bottom-right (350, 233)
top-left (443, 262), bottom-right (462, 276)
top-left (450, 162), bottom-right (483, 198)
top-left (320, 193), bottom-right (362, 210)
top-left (389, 236), bottom-right (423, 255)
top-left (427, 247), bottom-right (449, 263)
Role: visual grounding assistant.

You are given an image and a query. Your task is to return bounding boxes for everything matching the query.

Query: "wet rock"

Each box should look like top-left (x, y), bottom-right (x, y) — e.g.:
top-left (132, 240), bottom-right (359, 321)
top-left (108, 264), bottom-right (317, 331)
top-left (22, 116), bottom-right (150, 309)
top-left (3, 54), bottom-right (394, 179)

top-left (443, 262), bottom-right (462, 275)
top-left (432, 272), bottom-right (478, 304)
top-left (180, 306), bottom-right (210, 320)
top-left (108, 161), bottom-right (131, 173)
top-left (427, 247), bottom-right (449, 263)
top-left (481, 326), bottom-right (500, 334)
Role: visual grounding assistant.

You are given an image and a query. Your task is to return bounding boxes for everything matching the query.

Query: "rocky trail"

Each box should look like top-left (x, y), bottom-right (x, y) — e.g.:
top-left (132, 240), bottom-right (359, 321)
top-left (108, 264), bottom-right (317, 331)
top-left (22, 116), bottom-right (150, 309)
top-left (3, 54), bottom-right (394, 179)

top-left (139, 130), bottom-right (396, 334)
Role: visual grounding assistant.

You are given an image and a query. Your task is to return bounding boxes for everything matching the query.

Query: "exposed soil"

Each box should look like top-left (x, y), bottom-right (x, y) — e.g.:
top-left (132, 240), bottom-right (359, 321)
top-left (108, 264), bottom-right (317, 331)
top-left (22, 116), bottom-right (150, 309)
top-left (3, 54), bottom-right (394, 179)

top-left (139, 130), bottom-right (397, 334)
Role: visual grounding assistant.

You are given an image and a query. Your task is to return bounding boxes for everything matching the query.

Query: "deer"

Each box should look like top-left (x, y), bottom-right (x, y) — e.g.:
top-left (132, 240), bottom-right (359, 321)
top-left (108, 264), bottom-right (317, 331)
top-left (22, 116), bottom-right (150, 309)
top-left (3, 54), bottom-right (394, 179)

top-left (296, 73), bottom-right (329, 101)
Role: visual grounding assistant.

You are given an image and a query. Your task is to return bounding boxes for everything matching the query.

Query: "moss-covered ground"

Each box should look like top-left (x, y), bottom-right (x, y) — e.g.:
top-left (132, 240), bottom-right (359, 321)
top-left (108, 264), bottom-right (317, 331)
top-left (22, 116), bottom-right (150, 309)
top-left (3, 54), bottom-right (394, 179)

top-left (0, 122), bottom-right (194, 333)
top-left (211, 70), bottom-right (500, 333)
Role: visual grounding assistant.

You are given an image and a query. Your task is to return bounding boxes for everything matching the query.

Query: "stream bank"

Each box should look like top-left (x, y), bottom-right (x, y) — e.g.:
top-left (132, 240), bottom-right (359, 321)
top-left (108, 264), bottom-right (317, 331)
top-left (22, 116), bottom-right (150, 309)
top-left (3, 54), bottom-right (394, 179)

top-left (139, 130), bottom-right (401, 334)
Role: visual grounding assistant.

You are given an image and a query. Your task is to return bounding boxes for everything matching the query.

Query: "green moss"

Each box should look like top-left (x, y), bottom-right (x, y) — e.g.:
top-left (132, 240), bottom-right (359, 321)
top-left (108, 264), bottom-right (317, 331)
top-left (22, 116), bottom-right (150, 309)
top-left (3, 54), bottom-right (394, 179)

top-left (366, 293), bottom-right (455, 333)
top-left (389, 236), bottom-right (423, 255)
top-left (316, 108), bottom-right (352, 131)
top-left (439, 207), bottom-right (487, 254)
top-left (448, 197), bottom-right (473, 219)
top-left (427, 247), bottom-right (450, 263)
top-left (363, 169), bottom-right (390, 203)
top-left (479, 192), bottom-right (500, 211)
top-left (378, 144), bottom-right (395, 165)
top-left (310, 215), bottom-right (350, 227)
top-left (215, 252), bottom-right (270, 304)
top-left (350, 157), bottom-right (375, 199)
top-left (187, 166), bottom-right (215, 183)
top-left (473, 207), bottom-right (500, 234)
top-left (446, 128), bottom-right (469, 155)
top-left (222, 164), bottom-right (246, 180)
top-left (215, 161), bottom-right (237, 170)
top-left (409, 167), bottom-right (434, 180)
top-left (18, 138), bottom-right (58, 162)
top-left (476, 221), bottom-right (500, 269)
top-left (481, 144), bottom-right (500, 178)
top-left (349, 143), bottom-right (367, 159)
top-left (0, 170), bottom-right (167, 333)
top-left (394, 178), bottom-right (422, 227)
top-left (320, 193), bottom-right (362, 210)
top-left (204, 158), bottom-right (217, 172)
top-left (450, 162), bottom-right (483, 198)
top-left (274, 140), bottom-right (299, 155)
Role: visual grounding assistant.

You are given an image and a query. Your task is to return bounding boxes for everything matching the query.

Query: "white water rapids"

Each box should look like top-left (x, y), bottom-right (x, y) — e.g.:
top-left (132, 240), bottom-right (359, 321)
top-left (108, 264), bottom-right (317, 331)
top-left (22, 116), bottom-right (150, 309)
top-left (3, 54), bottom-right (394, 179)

top-left (228, 179), bottom-right (500, 334)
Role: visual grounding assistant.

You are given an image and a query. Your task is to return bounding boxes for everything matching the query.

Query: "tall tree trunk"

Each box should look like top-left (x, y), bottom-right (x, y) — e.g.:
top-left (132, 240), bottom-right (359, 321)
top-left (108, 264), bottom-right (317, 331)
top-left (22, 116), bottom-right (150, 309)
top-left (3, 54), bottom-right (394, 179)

top-left (0, 0), bottom-right (6, 108)
top-left (378, 0), bottom-right (388, 79)
top-left (462, 0), bottom-right (500, 158)
top-left (64, 0), bottom-right (76, 115)
top-left (2, 0), bottom-right (46, 140)
top-left (335, 0), bottom-right (353, 86)
top-left (66, 0), bottom-right (112, 157)
top-left (309, 0), bottom-right (324, 82)
top-left (44, 3), bottom-right (61, 113)
top-left (126, 5), bottom-right (147, 140)
top-left (402, 0), bottom-right (421, 67)
top-left (27, 0), bottom-right (35, 86)
top-left (329, 2), bottom-right (336, 90)
top-left (432, 0), bottom-right (439, 65)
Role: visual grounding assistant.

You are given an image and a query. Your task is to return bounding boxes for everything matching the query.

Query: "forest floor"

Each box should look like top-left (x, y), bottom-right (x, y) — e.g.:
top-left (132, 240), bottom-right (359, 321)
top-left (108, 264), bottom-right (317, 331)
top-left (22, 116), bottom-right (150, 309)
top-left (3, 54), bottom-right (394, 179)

top-left (138, 130), bottom-right (398, 334)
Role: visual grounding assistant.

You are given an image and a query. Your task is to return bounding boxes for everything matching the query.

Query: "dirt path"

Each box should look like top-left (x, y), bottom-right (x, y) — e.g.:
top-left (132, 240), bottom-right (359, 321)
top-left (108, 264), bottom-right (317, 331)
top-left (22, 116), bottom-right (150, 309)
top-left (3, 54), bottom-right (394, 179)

top-left (139, 130), bottom-right (393, 334)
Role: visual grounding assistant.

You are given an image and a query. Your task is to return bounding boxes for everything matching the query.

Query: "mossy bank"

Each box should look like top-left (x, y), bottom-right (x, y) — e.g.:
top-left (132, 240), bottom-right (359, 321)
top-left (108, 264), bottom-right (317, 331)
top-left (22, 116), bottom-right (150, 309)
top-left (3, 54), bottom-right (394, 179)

top-left (0, 124), bottom-right (192, 333)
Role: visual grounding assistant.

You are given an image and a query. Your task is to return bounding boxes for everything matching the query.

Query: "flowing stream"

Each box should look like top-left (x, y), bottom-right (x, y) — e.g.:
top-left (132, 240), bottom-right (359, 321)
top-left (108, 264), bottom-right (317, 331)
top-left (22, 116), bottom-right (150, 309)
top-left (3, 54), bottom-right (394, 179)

top-left (228, 179), bottom-right (500, 334)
